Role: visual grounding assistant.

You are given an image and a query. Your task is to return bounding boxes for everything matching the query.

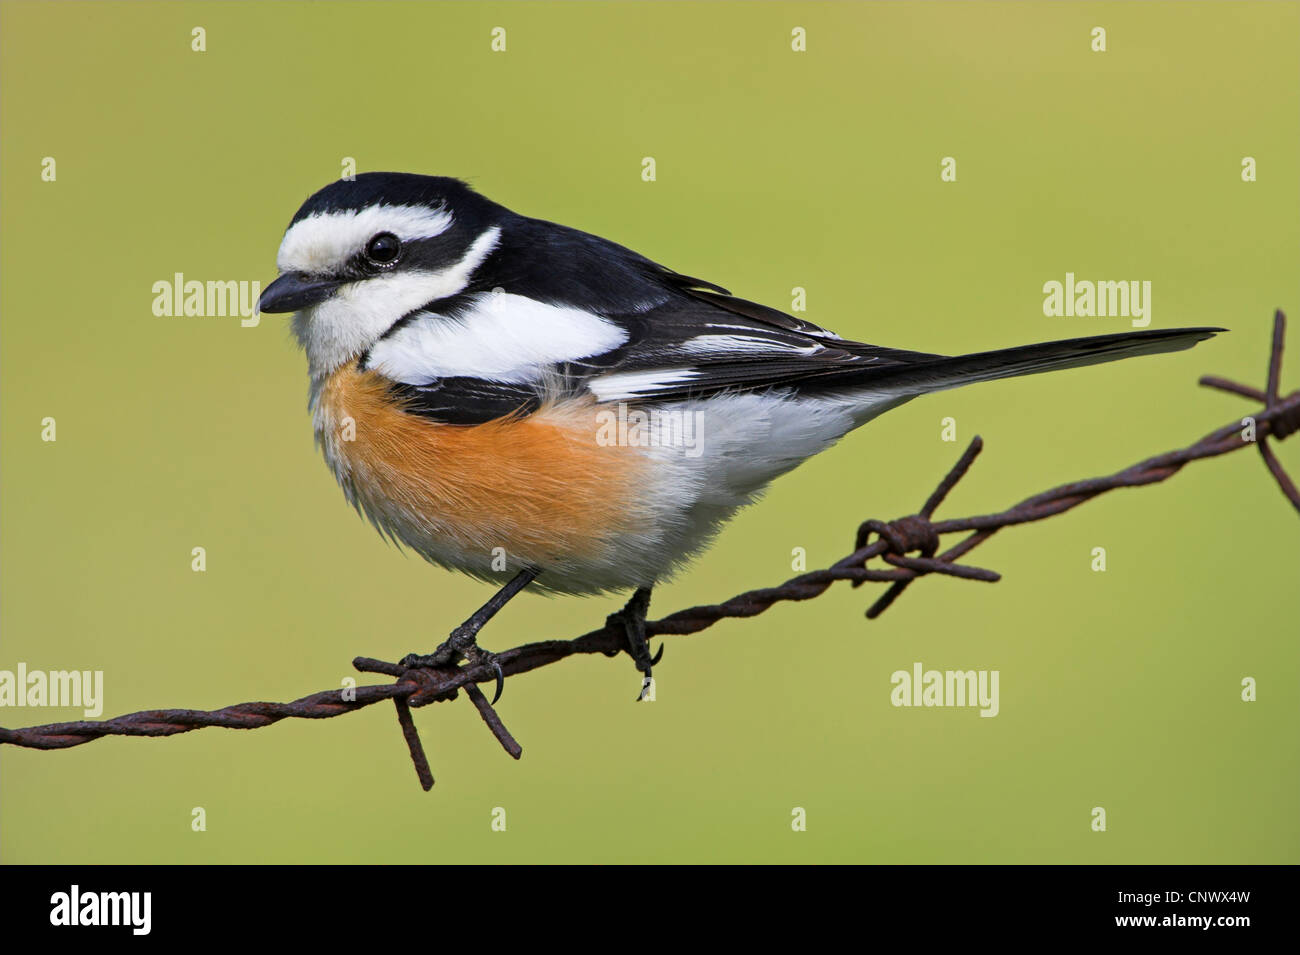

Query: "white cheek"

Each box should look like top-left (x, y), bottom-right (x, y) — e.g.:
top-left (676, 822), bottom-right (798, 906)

top-left (293, 227), bottom-right (503, 375)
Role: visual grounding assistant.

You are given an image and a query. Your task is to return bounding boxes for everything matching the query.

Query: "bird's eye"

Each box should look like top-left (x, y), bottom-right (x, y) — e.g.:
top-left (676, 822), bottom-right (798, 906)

top-left (364, 232), bottom-right (402, 267)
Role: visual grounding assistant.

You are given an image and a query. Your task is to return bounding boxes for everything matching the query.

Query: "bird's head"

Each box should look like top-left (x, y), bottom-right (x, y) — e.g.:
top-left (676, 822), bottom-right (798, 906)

top-left (259, 173), bottom-right (503, 375)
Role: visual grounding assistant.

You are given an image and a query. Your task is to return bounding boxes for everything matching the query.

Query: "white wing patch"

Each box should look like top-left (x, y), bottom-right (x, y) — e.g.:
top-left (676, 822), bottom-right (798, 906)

top-left (588, 368), bottom-right (700, 401)
top-left (368, 292), bottom-right (630, 385)
top-left (677, 334), bottom-right (822, 357)
top-left (277, 203), bottom-right (456, 275)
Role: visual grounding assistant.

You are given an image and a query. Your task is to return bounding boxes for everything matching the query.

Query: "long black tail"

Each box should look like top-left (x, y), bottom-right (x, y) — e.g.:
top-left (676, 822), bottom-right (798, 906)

top-left (867, 326), bottom-right (1223, 395)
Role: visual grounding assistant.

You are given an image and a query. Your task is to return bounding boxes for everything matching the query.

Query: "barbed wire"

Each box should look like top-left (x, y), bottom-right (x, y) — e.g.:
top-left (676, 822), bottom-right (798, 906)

top-left (3, 311), bottom-right (1296, 790)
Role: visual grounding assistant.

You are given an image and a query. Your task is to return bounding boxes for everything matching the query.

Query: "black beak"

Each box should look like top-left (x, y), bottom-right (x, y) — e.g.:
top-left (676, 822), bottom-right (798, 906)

top-left (257, 272), bottom-right (342, 314)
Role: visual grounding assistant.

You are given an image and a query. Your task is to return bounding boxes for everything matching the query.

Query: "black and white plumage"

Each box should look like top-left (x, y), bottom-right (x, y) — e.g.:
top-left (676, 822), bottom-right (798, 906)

top-left (260, 172), bottom-right (1222, 599)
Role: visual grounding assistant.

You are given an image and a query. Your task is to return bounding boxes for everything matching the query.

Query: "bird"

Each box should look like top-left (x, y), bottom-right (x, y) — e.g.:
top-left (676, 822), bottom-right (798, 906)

top-left (258, 172), bottom-right (1221, 701)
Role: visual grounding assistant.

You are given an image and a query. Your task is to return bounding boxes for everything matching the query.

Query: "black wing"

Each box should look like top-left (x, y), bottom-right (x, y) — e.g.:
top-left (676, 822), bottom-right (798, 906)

top-left (382, 213), bottom-right (944, 421)
top-left (575, 270), bottom-right (942, 403)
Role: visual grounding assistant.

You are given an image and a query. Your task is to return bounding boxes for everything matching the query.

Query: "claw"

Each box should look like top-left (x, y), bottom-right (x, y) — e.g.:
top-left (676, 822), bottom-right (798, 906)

top-left (489, 660), bottom-right (505, 706)
top-left (650, 642), bottom-right (665, 666)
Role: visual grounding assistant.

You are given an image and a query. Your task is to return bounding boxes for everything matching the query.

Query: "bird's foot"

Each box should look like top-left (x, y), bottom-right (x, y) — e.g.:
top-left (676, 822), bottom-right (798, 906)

top-left (604, 587), bottom-right (662, 701)
top-left (400, 623), bottom-right (505, 704)
top-left (398, 567), bottom-right (541, 706)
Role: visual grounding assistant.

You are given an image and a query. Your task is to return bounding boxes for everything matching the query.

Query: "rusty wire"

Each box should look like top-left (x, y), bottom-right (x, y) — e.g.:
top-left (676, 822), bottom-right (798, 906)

top-left (3, 311), bottom-right (1296, 790)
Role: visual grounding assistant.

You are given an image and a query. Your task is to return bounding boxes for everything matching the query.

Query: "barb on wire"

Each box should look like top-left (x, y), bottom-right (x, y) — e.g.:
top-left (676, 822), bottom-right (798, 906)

top-left (3, 311), bottom-right (1296, 791)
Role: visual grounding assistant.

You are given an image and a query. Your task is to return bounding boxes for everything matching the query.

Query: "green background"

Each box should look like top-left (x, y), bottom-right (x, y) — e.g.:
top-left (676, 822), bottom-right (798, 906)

top-left (2, 1), bottom-right (1296, 864)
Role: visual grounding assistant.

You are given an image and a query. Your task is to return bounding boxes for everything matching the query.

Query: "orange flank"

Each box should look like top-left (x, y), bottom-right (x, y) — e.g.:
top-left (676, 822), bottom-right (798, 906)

top-left (314, 362), bottom-right (645, 569)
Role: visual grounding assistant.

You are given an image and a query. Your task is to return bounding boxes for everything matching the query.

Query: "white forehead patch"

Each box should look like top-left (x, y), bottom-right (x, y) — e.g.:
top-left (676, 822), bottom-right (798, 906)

top-left (276, 203), bottom-right (455, 275)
